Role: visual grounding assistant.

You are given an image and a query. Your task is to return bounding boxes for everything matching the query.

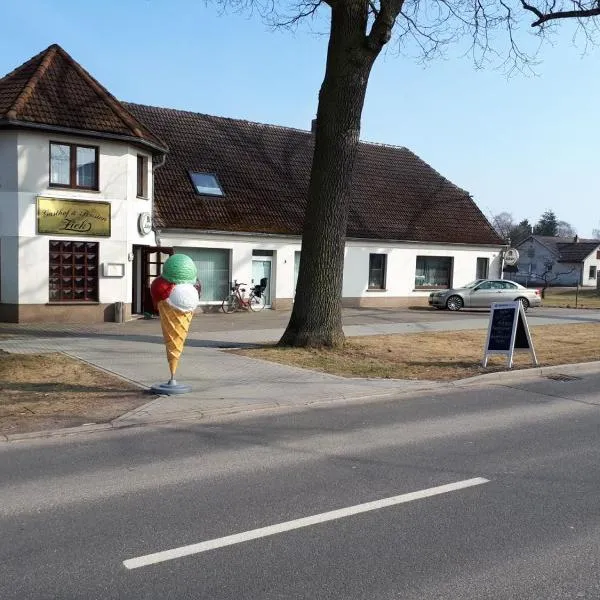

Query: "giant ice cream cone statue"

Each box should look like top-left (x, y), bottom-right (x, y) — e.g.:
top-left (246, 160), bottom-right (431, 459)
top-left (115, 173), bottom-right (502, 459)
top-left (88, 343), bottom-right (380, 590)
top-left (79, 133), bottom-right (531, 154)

top-left (150, 254), bottom-right (199, 395)
top-left (158, 302), bottom-right (193, 378)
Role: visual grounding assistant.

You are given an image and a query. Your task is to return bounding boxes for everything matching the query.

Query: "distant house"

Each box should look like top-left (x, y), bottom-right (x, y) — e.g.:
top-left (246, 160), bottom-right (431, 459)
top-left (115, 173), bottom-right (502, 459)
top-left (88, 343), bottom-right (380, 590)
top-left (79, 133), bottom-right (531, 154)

top-left (0, 44), bottom-right (503, 323)
top-left (511, 235), bottom-right (600, 287)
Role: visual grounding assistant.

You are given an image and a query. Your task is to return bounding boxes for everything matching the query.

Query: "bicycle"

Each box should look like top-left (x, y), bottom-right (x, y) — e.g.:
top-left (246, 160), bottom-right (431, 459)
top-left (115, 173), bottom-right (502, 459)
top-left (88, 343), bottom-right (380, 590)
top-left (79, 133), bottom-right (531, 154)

top-left (221, 280), bottom-right (266, 313)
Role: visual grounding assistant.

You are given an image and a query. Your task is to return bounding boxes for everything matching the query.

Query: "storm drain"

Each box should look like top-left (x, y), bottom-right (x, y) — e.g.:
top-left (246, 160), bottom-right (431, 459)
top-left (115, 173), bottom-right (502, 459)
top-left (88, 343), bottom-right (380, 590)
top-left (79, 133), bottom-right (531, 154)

top-left (545, 373), bottom-right (581, 382)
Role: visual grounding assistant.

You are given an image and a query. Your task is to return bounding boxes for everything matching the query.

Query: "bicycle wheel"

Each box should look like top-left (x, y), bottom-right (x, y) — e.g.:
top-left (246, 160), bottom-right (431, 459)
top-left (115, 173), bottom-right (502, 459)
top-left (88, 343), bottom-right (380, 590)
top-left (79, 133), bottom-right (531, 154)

top-left (221, 294), bottom-right (238, 313)
top-left (249, 293), bottom-right (265, 312)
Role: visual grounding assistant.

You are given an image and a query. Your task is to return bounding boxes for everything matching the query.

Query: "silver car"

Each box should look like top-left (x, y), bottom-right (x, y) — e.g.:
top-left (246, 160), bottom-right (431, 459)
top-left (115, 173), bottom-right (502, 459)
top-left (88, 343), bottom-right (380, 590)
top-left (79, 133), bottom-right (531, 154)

top-left (428, 279), bottom-right (542, 311)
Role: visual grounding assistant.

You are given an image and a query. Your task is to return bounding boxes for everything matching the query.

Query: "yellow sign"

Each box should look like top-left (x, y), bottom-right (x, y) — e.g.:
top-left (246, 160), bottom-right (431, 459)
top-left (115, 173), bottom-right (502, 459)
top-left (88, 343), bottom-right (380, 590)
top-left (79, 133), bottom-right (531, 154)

top-left (37, 197), bottom-right (111, 237)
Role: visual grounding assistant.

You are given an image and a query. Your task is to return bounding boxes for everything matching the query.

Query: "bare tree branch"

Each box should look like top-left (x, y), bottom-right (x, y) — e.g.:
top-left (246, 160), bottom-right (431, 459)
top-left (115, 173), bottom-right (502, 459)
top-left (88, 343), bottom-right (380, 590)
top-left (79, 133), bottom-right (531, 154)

top-left (520, 0), bottom-right (545, 22)
top-left (366, 0), bottom-right (405, 53)
top-left (521, 0), bottom-right (600, 27)
top-left (275, 0), bottom-right (323, 26)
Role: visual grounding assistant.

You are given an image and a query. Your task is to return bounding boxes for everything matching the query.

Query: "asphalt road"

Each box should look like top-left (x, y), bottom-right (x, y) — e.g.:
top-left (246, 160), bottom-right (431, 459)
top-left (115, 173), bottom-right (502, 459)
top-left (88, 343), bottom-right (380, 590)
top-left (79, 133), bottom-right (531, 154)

top-left (2, 372), bottom-right (600, 599)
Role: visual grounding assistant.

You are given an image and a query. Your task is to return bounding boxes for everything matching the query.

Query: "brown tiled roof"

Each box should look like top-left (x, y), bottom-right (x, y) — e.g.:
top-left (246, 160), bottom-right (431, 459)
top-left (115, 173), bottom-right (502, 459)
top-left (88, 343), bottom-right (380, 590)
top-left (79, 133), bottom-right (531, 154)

top-left (518, 236), bottom-right (600, 262)
top-left (557, 241), bottom-right (599, 262)
top-left (0, 45), bottom-right (167, 153)
top-left (126, 102), bottom-right (503, 245)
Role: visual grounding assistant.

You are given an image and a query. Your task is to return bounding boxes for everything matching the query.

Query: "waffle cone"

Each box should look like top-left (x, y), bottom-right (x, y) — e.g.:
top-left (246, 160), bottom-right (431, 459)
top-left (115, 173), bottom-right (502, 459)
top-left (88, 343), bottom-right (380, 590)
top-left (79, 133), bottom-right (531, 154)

top-left (158, 300), bottom-right (194, 377)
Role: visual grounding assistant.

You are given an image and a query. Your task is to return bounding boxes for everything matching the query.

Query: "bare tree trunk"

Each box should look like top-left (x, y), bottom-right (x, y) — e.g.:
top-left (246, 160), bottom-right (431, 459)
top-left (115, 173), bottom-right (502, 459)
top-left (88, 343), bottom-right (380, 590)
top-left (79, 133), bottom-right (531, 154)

top-left (279, 1), bottom-right (377, 348)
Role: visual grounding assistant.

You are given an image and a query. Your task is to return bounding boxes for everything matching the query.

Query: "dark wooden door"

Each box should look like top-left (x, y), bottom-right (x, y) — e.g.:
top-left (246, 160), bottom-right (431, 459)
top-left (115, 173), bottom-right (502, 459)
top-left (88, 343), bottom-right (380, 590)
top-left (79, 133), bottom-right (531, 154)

top-left (141, 246), bottom-right (173, 314)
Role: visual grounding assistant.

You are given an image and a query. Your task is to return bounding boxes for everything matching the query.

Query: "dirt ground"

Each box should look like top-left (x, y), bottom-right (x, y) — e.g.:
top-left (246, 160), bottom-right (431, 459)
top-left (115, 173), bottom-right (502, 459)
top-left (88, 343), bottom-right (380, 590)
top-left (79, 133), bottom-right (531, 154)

top-left (0, 351), bottom-right (150, 436)
top-left (237, 323), bottom-right (600, 381)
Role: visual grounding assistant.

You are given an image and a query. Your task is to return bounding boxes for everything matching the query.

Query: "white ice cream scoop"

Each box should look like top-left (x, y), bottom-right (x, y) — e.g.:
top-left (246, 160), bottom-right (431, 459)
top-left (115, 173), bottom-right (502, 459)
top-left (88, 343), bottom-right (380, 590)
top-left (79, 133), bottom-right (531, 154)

top-left (167, 283), bottom-right (199, 312)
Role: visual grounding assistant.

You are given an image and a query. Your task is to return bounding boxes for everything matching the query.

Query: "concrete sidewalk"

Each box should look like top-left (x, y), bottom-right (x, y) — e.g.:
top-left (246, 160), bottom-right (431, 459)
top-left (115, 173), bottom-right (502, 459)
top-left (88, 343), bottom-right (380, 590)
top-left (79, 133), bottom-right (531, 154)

top-left (0, 317), bottom-right (442, 429)
top-left (2, 307), bottom-right (600, 435)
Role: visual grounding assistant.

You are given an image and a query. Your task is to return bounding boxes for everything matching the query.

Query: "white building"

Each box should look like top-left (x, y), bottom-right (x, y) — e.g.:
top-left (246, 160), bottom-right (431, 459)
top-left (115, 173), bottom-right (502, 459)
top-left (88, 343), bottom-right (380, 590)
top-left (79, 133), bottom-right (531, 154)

top-left (0, 44), bottom-right (504, 323)
top-left (510, 235), bottom-right (600, 288)
top-left (0, 45), bottom-right (166, 323)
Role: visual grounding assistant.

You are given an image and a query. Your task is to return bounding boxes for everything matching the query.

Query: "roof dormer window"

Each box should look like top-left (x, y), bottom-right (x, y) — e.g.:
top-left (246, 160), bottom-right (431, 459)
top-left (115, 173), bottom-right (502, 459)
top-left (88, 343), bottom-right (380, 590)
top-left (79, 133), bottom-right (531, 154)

top-left (189, 172), bottom-right (224, 197)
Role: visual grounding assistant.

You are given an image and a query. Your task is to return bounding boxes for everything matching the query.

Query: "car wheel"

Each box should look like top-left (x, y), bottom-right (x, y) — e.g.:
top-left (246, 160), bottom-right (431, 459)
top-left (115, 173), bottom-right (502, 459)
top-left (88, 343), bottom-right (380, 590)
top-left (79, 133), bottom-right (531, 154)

top-left (446, 295), bottom-right (463, 311)
top-left (517, 297), bottom-right (529, 311)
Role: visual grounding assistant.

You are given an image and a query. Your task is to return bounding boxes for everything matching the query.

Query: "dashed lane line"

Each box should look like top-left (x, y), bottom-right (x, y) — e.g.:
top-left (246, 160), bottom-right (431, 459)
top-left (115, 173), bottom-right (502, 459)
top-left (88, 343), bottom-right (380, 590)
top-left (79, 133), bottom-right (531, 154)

top-left (123, 477), bottom-right (489, 569)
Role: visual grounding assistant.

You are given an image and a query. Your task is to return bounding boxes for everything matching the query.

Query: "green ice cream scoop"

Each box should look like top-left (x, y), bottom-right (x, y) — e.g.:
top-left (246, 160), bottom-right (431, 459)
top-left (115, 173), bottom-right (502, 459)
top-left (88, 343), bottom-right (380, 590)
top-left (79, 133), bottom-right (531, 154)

top-left (161, 254), bottom-right (197, 284)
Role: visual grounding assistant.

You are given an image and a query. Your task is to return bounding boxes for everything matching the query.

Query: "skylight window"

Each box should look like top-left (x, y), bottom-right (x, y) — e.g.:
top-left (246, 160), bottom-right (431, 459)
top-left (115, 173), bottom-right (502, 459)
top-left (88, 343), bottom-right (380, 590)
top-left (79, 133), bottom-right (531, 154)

top-left (189, 172), bottom-right (224, 196)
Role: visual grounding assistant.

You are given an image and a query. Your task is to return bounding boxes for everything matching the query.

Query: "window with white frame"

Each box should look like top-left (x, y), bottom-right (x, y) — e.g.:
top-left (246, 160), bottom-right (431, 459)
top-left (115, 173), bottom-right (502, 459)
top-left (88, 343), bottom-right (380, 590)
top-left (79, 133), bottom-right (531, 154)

top-left (476, 257), bottom-right (489, 279)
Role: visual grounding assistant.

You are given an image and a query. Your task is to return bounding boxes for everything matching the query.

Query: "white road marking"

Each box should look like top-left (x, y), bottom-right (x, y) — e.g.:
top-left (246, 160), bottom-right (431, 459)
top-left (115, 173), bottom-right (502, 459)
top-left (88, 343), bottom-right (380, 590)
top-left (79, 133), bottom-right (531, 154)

top-left (123, 477), bottom-right (489, 570)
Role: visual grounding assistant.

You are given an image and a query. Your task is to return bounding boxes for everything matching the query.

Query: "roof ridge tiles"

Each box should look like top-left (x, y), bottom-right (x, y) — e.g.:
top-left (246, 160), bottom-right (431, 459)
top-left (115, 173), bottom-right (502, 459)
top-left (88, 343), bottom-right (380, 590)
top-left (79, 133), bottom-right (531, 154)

top-left (0, 46), bottom-right (48, 82)
top-left (124, 102), bottom-right (416, 152)
top-left (123, 101), bottom-right (313, 136)
top-left (50, 46), bottom-right (163, 146)
top-left (5, 45), bottom-right (58, 119)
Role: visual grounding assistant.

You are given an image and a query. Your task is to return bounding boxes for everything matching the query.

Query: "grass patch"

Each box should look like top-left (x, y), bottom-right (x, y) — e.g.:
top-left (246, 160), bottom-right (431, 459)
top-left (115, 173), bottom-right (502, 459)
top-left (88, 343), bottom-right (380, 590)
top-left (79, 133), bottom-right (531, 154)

top-left (0, 352), bottom-right (148, 435)
top-left (236, 323), bottom-right (600, 381)
top-left (542, 288), bottom-right (600, 309)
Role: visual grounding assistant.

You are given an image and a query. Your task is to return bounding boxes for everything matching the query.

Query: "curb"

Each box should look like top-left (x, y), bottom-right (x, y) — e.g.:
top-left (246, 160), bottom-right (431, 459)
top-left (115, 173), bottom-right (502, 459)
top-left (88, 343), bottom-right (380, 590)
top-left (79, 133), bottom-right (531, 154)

top-left (453, 360), bottom-right (600, 386)
top-left (3, 362), bottom-right (600, 444)
top-left (1, 386), bottom-right (430, 444)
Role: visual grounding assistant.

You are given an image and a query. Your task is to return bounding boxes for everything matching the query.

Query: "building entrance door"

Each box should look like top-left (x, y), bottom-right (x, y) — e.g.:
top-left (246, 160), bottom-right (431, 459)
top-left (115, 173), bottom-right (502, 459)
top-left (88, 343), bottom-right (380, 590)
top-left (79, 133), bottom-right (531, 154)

top-left (252, 258), bottom-right (272, 308)
top-left (136, 246), bottom-right (173, 315)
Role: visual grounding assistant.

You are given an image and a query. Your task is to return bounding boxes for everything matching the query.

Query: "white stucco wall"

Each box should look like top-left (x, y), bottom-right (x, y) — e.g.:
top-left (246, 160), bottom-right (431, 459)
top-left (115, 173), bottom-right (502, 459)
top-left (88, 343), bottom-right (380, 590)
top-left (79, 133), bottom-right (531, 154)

top-left (161, 230), bottom-right (502, 304)
top-left (342, 241), bottom-right (501, 298)
top-left (12, 131), bottom-right (154, 305)
top-left (582, 251), bottom-right (600, 286)
top-left (0, 131), bottom-right (19, 303)
top-left (0, 131), bottom-right (18, 232)
top-left (160, 232), bottom-right (292, 303)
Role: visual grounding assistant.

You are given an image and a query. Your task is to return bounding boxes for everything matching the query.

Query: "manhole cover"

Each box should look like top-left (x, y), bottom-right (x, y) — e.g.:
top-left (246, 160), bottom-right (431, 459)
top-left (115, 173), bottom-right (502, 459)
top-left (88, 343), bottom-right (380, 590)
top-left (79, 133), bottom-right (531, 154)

top-left (545, 374), bottom-right (581, 382)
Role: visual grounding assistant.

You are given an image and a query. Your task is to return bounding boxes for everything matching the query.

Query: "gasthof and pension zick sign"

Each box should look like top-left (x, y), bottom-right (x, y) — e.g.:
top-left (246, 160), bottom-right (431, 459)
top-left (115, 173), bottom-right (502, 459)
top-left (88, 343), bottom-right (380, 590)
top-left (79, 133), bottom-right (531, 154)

top-left (37, 197), bottom-right (111, 237)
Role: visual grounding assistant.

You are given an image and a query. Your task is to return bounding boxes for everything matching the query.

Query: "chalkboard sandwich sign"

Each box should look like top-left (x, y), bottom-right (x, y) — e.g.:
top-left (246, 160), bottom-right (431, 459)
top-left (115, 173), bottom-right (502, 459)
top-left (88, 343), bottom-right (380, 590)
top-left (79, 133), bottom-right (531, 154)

top-left (482, 301), bottom-right (538, 369)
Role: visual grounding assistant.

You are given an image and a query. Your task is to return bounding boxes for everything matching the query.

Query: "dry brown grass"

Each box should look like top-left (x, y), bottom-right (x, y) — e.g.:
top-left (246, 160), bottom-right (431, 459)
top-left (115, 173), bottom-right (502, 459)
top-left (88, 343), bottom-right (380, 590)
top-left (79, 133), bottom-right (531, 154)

top-left (0, 352), bottom-right (148, 435)
top-left (542, 288), bottom-right (600, 309)
top-left (237, 323), bottom-right (600, 381)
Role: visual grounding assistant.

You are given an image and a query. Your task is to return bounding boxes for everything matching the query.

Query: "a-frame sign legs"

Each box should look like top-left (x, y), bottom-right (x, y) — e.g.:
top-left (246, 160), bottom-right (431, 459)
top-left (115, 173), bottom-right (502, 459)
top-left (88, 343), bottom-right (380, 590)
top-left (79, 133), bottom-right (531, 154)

top-left (482, 301), bottom-right (537, 369)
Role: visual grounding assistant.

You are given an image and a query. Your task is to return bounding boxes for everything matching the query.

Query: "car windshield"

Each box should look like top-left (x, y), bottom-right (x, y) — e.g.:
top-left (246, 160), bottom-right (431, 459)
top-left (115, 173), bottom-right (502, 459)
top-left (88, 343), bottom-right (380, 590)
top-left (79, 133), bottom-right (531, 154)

top-left (462, 280), bottom-right (485, 289)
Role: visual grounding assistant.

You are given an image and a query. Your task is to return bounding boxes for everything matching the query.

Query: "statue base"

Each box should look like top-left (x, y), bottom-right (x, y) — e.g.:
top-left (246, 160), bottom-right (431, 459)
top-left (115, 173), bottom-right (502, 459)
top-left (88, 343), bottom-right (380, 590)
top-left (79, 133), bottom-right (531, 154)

top-left (151, 378), bottom-right (192, 395)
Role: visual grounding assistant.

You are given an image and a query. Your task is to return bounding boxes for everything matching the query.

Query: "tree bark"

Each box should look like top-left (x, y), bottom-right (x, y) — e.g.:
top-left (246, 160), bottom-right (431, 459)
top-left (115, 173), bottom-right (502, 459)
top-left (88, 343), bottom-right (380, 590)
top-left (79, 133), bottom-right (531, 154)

top-left (279, 0), bottom-right (379, 348)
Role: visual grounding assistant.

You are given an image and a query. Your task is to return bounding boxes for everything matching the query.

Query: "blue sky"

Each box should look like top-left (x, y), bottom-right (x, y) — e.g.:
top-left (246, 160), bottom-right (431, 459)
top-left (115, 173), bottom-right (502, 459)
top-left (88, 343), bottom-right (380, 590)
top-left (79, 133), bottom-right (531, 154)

top-left (2, 0), bottom-right (598, 237)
